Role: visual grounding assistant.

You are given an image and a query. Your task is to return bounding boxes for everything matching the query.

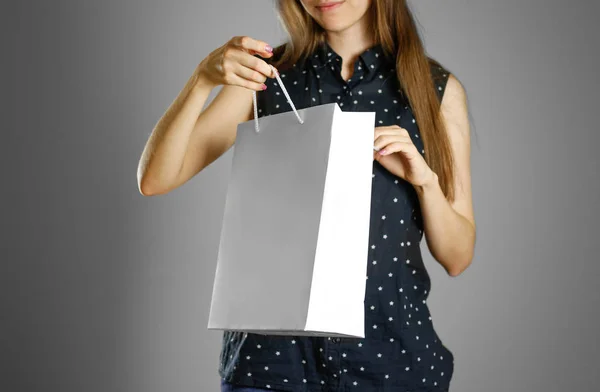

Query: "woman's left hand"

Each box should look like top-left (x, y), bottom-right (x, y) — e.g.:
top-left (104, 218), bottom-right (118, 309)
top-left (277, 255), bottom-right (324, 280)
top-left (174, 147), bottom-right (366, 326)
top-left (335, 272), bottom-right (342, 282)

top-left (373, 125), bottom-right (435, 187)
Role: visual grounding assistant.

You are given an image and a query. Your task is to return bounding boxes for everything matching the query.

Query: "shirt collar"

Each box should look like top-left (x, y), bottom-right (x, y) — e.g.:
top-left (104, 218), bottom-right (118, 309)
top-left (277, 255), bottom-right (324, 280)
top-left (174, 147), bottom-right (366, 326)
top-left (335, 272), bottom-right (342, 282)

top-left (313, 40), bottom-right (391, 72)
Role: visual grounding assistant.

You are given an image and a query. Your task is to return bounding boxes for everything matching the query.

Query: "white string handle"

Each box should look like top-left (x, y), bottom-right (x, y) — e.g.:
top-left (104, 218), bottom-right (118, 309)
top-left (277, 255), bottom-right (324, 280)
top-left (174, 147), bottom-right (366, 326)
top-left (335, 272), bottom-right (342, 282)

top-left (252, 64), bottom-right (304, 133)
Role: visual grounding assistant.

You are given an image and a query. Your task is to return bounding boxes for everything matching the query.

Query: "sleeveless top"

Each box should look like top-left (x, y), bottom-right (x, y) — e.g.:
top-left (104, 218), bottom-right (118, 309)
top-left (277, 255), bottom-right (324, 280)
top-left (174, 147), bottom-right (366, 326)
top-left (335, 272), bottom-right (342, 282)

top-left (218, 40), bottom-right (454, 392)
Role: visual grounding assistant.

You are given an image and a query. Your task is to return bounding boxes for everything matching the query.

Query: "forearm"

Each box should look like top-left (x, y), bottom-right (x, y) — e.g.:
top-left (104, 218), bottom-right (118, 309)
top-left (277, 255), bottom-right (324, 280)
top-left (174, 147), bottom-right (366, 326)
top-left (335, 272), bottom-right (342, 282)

top-left (137, 69), bottom-right (214, 194)
top-left (414, 172), bottom-right (475, 276)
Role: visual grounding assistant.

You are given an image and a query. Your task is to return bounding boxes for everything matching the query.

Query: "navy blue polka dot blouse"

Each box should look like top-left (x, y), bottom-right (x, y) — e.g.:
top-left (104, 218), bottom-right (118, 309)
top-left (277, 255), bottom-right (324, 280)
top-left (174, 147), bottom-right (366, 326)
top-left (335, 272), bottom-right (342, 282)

top-left (218, 40), bottom-right (454, 392)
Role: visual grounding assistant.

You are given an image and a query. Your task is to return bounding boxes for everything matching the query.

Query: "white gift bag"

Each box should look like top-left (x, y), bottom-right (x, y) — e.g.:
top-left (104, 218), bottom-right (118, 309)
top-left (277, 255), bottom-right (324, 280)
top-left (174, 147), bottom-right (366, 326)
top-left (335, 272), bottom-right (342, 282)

top-left (207, 65), bottom-right (376, 338)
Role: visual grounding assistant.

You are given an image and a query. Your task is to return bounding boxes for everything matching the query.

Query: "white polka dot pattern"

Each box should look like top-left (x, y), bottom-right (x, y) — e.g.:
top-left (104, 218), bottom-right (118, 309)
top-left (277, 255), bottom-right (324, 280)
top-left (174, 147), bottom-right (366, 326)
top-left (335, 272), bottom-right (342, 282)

top-left (219, 40), bottom-right (454, 392)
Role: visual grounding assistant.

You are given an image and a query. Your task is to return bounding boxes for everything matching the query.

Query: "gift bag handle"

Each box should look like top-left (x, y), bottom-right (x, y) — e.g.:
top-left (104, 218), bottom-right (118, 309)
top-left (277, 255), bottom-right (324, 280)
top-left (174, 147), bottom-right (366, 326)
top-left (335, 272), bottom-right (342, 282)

top-left (252, 64), bottom-right (304, 133)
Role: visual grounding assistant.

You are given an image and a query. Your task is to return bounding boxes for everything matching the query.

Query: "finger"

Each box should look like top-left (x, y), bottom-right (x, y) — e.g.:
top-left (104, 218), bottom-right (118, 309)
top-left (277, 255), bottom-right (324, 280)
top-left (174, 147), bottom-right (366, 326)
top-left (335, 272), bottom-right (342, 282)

top-left (233, 62), bottom-right (270, 85)
top-left (378, 141), bottom-right (418, 157)
top-left (233, 35), bottom-right (274, 58)
top-left (374, 126), bottom-right (409, 137)
top-left (374, 134), bottom-right (412, 151)
top-left (226, 71), bottom-right (267, 92)
top-left (375, 134), bottom-right (412, 143)
top-left (245, 55), bottom-right (279, 79)
top-left (230, 49), bottom-right (278, 79)
top-left (374, 129), bottom-right (408, 137)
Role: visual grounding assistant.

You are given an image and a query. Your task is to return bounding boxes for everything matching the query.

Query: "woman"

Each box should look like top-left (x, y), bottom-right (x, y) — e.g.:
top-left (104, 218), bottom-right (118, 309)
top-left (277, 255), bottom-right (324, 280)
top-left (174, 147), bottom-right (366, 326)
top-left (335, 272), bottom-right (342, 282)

top-left (137, 1), bottom-right (475, 391)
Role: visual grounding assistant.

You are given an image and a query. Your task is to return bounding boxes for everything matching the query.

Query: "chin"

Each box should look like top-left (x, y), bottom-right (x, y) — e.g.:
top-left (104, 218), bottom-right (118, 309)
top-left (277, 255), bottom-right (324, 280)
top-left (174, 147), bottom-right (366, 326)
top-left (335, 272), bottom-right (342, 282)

top-left (320, 22), bottom-right (349, 32)
top-left (319, 18), bottom-right (357, 33)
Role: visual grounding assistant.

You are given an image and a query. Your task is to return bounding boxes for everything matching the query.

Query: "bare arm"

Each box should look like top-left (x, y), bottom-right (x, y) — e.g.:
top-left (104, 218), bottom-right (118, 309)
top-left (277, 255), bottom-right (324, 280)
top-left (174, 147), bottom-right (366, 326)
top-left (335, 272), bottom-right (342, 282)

top-left (137, 36), bottom-right (277, 196)
top-left (416, 74), bottom-right (476, 276)
top-left (174, 82), bottom-right (255, 191)
top-left (136, 73), bottom-right (254, 196)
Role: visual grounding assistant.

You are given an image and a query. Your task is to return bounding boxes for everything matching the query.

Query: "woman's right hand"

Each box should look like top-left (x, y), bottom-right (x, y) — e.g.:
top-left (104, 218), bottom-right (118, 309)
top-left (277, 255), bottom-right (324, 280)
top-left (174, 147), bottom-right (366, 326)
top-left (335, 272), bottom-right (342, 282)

top-left (197, 36), bottom-right (279, 91)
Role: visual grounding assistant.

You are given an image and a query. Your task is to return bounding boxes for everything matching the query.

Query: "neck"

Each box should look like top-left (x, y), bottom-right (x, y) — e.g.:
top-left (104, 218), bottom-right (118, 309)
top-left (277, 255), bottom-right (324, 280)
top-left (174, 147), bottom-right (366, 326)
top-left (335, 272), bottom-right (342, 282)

top-left (324, 20), bottom-right (375, 65)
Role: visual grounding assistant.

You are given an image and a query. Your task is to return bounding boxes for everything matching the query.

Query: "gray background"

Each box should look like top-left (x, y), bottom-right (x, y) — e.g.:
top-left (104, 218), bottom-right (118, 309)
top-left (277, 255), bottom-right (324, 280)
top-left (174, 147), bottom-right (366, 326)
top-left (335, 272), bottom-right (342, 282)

top-left (2, 0), bottom-right (599, 391)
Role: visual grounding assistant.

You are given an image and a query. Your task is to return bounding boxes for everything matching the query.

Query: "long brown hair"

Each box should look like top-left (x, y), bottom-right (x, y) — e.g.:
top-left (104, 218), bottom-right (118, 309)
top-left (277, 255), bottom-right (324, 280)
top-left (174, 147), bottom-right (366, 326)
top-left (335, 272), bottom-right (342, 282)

top-left (269, 0), bottom-right (457, 202)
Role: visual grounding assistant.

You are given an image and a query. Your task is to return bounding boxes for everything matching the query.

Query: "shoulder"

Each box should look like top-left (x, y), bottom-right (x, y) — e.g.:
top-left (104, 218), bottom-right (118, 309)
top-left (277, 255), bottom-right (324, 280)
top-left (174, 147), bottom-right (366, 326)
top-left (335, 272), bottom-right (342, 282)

top-left (426, 58), bottom-right (469, 134)
top-left (439, 71), bottom-right (470, 141)
top-left (443, 73), bottom-right (467, 108)
top-left (430, 59), bottom-right (466, 112)
top-left (427, 58), bottom-right (453, 102)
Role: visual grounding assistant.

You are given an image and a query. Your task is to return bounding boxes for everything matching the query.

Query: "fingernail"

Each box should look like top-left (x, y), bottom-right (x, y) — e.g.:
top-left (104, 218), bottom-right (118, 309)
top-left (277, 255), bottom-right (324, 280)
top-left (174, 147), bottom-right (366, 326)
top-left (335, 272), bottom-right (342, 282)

top-left (379, 149), bottom-right (387, 155)
top-left (265, 45), bottom-right (273, 53)
top-left (262, 84), bottom-right (267, 90)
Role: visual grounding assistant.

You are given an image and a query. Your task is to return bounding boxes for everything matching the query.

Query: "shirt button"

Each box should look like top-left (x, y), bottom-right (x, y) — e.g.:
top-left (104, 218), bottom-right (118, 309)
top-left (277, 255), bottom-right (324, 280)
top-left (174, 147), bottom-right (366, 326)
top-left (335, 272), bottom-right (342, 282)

top-left (333, 338), bottom-right (341, 343)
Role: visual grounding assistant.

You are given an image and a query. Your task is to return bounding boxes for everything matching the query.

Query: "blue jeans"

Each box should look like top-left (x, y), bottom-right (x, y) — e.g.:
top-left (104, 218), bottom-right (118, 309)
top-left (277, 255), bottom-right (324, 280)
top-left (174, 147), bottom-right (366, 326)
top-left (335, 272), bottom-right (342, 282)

top-left (220, 379), bottom-right (279, 392)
